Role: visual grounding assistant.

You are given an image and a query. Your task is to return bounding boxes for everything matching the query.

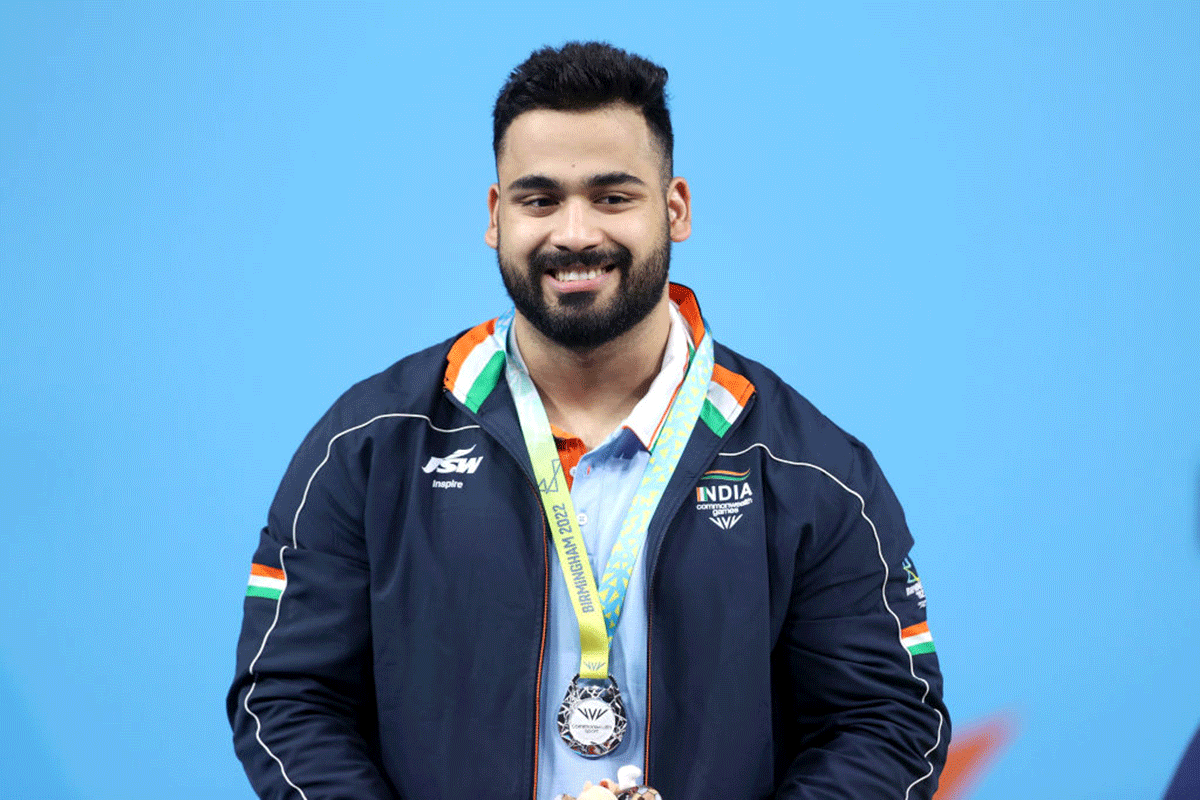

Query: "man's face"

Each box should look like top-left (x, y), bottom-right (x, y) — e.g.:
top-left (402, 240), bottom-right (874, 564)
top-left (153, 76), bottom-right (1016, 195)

top-left (486, 104), bottom-right (691, 350)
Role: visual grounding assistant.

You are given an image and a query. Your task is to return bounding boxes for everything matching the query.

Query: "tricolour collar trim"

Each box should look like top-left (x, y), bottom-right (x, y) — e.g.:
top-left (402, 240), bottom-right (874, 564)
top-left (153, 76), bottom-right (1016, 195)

top-left (443, 285), bottom-right (756, 433)
top-left (444, 317), bottom-right (505, 412)
top-left (669, 283), bottom-right (707, 347)
top-left (668, 283), bottom-right (755, 436)
top-left (700, 363), bottom-right (754, 437)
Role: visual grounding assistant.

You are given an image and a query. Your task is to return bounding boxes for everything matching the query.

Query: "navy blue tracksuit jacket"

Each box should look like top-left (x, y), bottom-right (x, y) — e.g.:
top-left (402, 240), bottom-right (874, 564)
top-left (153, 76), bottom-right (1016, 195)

top-left (228, 286), bottom-right (950, 799)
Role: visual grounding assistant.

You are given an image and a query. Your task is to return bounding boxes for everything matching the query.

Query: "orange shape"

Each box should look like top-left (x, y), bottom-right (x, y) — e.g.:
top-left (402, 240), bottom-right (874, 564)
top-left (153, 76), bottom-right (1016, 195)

top-left (934, 712), bottom-right (1017, 800)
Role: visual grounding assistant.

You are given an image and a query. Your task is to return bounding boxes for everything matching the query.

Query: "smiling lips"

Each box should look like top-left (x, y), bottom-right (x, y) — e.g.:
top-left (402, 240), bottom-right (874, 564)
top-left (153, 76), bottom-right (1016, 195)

top-left (545, 265), bottom-right (615, 292)
top-left (553, 266), bottom-right (610, 282)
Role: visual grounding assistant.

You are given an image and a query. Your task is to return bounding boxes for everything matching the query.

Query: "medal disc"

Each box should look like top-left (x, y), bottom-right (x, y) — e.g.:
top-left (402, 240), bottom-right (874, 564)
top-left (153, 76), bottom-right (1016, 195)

top-left (557, 675), bottom-right (627, 757)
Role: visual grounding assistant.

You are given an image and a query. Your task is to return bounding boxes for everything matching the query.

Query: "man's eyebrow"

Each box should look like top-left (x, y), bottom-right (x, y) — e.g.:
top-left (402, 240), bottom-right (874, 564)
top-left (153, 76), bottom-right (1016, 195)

top-left (506, 172), bottom-right (648, 193)
top-left (507, 175), bottom-right (560, 193)
top-left (586, 172), bottom-right (647, 189)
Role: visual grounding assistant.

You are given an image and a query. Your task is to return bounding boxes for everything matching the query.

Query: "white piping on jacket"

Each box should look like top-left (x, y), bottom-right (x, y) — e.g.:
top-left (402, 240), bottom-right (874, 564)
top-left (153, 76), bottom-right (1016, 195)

top-left (718, 442), bottom-right (945, 800)
top-left (244, 412), bottom-right (482, 798)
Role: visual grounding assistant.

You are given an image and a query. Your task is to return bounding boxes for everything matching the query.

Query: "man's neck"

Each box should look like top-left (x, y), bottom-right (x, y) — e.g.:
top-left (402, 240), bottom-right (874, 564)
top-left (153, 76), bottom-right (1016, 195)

top-left (513, 294), bottom-right (672, 451)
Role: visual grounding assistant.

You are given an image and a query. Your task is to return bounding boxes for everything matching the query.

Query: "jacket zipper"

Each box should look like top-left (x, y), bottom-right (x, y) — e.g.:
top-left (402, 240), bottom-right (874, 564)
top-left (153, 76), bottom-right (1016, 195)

top-left (644, 597), bottom-right (655, 782)
top-left (642, 486), bottom-right (701, 782)
top-left (643, 467), bottom-right (706, 782)
top-left (441, 390), bottom-right (552, 800)
top-left (641, 392), bottom-right (757, 784)
top-left (529, 476), bottom-right (550, 800)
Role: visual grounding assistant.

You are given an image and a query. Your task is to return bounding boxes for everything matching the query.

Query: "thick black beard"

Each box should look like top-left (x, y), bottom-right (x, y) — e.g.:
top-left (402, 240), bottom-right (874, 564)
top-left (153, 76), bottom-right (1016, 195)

top-left (497, 235), bottom-right (670, 351)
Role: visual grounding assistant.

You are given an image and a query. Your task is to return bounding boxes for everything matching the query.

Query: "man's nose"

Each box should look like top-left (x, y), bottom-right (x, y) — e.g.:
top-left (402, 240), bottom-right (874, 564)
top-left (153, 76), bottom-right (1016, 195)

top-left (547, 197), bottom-right (604, 251)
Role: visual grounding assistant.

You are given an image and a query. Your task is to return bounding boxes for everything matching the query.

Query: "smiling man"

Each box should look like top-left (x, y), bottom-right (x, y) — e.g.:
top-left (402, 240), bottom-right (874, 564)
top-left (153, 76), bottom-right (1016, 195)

top-left (229, 42), bottom-right (950, 800)
top-left (487, 101), bottom-right (690, 451)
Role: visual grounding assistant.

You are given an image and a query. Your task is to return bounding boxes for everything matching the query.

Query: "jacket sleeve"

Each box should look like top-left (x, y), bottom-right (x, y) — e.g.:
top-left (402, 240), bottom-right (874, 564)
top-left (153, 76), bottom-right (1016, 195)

top-left (227, 413), bottom-right (398, 800)
top-left (774, 442), bottom-right (950, 799)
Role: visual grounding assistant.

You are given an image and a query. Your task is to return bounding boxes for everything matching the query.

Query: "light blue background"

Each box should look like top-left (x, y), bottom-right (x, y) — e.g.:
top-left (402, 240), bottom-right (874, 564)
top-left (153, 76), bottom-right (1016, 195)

top-left (1, 3), bottom-right (1197, 798)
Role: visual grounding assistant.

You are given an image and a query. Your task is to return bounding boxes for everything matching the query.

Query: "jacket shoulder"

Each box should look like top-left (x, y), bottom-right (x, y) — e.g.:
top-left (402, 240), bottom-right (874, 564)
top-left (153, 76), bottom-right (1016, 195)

top-left (339, 332), bottom-right (460, 412)
top-left (302, 329), bottom-right (479, 440)
top-left (263, 330), bottom-right (479, 548)
top-left (279, 331), bottom-right (472, 482)
top-left (714, 343), bottom-right (883, 489)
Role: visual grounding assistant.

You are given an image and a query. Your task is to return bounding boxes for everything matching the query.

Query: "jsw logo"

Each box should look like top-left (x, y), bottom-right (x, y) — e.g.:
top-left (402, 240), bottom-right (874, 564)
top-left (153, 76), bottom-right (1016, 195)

top-left (422, 446), bottom-right (483, 475)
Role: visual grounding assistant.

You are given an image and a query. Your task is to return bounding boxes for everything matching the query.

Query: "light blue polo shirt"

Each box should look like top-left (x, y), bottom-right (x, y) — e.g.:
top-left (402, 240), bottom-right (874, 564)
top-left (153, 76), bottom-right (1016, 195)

top-left (505, 304), bottom-right (690, 800)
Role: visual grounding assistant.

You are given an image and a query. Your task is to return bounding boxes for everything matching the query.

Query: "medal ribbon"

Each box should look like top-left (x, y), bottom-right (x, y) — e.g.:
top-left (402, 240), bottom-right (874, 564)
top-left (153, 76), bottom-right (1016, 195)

top-left (499, 310), bottom-right (713, 679)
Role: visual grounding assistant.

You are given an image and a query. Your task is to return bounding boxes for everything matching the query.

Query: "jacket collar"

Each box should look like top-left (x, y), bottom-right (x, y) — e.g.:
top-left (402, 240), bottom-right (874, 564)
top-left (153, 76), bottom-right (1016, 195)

top-left (443, 283), bottom-right (755, 438)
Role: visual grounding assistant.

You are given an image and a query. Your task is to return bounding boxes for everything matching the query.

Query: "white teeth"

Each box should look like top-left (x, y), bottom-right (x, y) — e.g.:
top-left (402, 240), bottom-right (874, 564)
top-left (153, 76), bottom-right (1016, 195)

top-left (554, 268), bottom-right (606, 282)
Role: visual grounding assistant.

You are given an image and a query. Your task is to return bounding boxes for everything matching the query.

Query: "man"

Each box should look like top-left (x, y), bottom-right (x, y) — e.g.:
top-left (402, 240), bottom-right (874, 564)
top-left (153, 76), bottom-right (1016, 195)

top-left (229, 42), bottom-right (949, 800)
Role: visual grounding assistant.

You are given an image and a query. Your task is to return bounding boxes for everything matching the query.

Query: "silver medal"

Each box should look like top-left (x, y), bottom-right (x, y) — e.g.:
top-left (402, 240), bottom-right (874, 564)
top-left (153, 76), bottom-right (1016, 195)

top-left (557, 675), bottom-right (627, 757)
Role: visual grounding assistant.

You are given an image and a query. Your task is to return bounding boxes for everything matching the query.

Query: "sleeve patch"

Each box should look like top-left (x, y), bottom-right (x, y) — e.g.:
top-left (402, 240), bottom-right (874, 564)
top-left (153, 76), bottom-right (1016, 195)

top-left (901, 621), bottom-right (936, 655)
top-left (246, 562), bottom-right (286, 600)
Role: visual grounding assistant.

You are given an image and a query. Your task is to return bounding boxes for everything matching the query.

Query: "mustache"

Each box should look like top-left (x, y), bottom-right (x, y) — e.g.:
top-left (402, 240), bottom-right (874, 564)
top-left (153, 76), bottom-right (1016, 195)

top-left (529, 245), bottom-right (633, 273)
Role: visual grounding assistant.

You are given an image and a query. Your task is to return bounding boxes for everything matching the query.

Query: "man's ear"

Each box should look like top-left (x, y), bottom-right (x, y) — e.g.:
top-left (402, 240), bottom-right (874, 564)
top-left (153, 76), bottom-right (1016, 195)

top-left (667, 177), bottom-right (691, 243)
top-left (485, 183), bottom-right (500, 249)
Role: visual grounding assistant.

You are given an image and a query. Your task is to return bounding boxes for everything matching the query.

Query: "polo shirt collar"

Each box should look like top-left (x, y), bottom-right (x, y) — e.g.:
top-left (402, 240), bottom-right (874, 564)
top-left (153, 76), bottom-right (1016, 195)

top-left (504, 300), bottom-right (693, 452)
top-left (620, 301), bottom-right (690, 449)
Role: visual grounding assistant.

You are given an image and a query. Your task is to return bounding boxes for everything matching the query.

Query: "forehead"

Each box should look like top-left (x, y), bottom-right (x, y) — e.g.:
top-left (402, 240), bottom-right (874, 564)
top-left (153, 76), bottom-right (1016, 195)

top-left (496, 105), bottom-right (663, 183)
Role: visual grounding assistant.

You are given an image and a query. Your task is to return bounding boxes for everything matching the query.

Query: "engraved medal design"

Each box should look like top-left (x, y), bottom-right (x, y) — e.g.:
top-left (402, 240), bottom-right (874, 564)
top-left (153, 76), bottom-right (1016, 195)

top-left (557, 675), bottom-right (627, 757)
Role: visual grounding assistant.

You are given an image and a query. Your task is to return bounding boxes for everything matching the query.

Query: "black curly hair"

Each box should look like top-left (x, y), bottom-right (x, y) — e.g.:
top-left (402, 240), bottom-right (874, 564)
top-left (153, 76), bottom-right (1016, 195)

top-left (492, 41), bottom-right (673, 177)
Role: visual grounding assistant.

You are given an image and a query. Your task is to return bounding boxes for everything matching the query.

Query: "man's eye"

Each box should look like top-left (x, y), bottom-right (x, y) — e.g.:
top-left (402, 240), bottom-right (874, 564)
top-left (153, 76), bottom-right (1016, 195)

top-left (521, 197), bottom-right (556, 208)
top-left (596, 195), bottom-right (630, 205)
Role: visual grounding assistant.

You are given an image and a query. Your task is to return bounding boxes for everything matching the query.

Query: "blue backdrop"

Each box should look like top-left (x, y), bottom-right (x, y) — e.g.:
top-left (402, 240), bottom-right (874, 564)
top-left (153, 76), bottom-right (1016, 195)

top-left (1, 3), bottom-right (1197, 798)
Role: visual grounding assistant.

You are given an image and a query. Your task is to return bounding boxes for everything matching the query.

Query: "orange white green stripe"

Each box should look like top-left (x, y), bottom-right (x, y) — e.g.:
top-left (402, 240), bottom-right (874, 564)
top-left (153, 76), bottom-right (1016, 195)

top-left (246, 563), bottom-right (286, 600)
top-left (700, 363), bottom-right (754, 437)
top-left (443, 317), bottom-right (504, 413)
top-left (700, 468), bottom-right (750, 481)
top-left (441, 285), bottom-right (759, 432)
top-left (901, 621), bottom-right (935, 656)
